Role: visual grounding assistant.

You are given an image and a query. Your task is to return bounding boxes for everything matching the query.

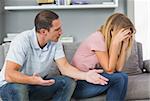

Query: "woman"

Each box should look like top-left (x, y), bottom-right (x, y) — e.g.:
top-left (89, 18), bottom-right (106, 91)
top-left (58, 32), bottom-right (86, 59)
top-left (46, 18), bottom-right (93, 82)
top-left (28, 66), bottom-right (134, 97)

top-left (72, 13), bottom-right (136, 101)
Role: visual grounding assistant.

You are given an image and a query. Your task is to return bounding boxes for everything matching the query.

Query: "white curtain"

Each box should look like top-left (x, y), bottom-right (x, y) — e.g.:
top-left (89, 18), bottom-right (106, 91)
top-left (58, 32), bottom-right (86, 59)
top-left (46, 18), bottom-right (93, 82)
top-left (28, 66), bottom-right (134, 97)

top-left (134, 0), bottom-right (150, 60)
top-left (147, 1), bottom-right (150, 60)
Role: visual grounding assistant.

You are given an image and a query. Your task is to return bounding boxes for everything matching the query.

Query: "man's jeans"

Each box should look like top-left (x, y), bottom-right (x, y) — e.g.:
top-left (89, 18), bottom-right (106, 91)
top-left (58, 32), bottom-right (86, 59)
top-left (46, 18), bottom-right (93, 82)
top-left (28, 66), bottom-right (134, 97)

top-left (73, 72), bottom-right (128, 101)
top-left (0, 76), bottom-right (76, 101)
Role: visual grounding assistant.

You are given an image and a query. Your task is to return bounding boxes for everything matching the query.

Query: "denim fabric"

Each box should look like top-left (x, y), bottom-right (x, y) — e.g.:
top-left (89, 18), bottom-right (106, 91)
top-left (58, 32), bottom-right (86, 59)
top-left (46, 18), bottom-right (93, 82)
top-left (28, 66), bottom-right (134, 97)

top-left (0, 83), bottom-right (29, 101)
top-left (73, 72), bottom-right (128, 101)
top-left (0, 76), bottom-right (76, 101)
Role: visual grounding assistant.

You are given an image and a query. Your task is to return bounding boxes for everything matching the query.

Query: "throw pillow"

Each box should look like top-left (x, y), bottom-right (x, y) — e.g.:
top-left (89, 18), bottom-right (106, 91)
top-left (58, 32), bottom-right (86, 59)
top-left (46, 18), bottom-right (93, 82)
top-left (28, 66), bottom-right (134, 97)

top-left (123, 41), bottom-right (142, 75)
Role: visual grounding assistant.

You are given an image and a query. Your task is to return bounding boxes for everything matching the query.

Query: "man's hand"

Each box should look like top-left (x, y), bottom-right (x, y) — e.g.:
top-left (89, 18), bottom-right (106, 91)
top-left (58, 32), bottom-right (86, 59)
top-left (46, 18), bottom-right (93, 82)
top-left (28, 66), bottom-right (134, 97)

top-left (85, 69), bottom-right (109, 85)
top-left (32, 73), bottom-right (55, 86)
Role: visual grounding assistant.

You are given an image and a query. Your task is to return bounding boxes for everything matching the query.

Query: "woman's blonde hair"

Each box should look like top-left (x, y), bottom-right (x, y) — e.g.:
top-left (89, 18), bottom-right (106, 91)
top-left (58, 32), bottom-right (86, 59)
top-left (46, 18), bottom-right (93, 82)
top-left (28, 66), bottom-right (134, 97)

top-left (99, 13), bottom-right (136, 59)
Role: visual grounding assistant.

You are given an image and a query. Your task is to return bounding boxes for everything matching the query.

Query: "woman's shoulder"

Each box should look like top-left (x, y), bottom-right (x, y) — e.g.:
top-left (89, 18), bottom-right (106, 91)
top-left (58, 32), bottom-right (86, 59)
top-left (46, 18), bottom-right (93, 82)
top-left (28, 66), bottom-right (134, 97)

top-left (88, 31), bottom-right (104, 40)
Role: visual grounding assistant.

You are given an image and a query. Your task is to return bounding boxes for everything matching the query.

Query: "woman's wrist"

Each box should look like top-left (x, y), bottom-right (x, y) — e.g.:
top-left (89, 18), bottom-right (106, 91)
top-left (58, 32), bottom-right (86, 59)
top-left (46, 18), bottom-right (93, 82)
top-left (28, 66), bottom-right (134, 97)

top-left (120, 47), bottom-right (127, 56)
top-left (122, 45), bottom-right (128, 51)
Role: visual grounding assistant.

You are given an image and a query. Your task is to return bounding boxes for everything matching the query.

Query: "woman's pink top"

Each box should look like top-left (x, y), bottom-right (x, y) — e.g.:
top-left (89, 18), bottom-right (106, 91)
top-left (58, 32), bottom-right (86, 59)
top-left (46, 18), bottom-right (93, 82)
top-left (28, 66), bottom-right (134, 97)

top-left (71, 31), bottom-right (106, 72)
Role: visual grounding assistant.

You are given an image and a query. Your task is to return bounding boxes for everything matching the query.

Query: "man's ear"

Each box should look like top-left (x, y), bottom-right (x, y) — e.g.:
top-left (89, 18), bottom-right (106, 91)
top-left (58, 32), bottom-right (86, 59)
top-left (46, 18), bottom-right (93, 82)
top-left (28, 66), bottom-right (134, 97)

top-left (39, 28), bottom-right (47, 36)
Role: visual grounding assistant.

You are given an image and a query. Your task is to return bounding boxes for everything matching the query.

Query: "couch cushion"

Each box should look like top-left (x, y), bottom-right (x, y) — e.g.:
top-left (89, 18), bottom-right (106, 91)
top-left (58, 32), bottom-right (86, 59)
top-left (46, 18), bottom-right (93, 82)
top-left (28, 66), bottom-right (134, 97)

top-left (123, 41), bottom-right (142, 75)
top-left (2, 42), bottom-right (10, 58)
top-left (0, 43), bottom-right (10, 70)
top-left (63, 43), bottom-right (80, 63)
top-left (127, 73), bottom-right (150, 100)
top-left (45, 61), bottom-right (61, 78)
top-left (72, 94), bottom-right (105, 101)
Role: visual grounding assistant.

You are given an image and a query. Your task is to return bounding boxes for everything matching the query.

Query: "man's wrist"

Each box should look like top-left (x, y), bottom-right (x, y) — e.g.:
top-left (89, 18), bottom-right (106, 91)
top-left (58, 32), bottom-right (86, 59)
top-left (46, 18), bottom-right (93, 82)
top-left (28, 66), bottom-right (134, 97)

top-left (29, 76), bottom-right (37, 85)
top-left (82, 72), bottom-right (87, 81)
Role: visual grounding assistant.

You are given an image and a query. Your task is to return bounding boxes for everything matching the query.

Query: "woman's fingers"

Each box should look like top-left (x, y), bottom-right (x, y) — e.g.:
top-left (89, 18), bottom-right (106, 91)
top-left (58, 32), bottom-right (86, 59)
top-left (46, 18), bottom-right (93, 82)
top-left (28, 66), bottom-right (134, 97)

top-left (118, 29), bottom-right (131, 41)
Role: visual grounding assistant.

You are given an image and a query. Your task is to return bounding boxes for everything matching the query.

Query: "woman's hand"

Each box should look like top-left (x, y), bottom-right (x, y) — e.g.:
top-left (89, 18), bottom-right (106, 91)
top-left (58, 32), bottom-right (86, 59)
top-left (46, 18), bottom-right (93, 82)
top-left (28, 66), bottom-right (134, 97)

top-left (122, 37), bottom-right (130, 51)
top-left (111, 29), bottom-right (131, 54)
top-left (115, 31), bottom-right (132, 71)
top-left (111, 29), bottom-right (131, 45)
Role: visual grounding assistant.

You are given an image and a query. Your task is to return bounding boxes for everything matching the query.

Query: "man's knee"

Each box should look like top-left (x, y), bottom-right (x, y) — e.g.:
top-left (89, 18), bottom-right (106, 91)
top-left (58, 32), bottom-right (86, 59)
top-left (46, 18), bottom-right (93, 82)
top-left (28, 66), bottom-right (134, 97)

top-left (53, 76), bottom-right (76, 99)
top-left (0, 83), bottom-right (29, 101)
top-left (60, 76), bottom-right (76, 90)
top-left (53, 76), bottom-right (76, 91)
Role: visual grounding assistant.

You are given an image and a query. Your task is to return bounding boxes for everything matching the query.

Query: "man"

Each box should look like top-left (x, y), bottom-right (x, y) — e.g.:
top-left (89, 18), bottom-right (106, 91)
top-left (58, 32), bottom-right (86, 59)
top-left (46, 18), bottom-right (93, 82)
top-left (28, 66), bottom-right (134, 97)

top-left (0, 10), bottom-right (108, 101)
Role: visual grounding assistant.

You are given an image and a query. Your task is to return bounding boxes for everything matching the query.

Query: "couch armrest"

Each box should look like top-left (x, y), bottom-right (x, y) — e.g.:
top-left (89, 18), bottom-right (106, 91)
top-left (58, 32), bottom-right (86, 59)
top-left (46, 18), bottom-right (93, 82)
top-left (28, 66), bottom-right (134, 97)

top-left (143, 60), bottom-right (150, 73)
top-left (0, 45), bottom-right (4, 70)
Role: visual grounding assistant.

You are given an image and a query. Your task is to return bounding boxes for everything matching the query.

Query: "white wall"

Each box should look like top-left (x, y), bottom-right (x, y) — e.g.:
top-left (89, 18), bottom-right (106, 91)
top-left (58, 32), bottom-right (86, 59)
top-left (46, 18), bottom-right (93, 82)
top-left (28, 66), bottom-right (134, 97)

top-left (134, 0), bottom-right (150, 60)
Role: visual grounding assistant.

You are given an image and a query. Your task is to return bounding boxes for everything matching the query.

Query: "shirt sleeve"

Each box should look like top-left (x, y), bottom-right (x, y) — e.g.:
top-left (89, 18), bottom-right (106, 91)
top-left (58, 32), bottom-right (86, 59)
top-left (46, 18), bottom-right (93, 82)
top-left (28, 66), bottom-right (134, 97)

top-left (88, 32), bottom-right (106, 52)
top-left (6, 36), bottom-right (28, 66)
top-left (54, 41), bottom-right (65, 60)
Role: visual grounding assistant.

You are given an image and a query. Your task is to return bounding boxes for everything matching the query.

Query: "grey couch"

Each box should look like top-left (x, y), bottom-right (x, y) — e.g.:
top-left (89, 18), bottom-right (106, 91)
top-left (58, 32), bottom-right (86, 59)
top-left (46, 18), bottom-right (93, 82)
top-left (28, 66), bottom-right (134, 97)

top-left (0, 42), bottom-right (150, 101)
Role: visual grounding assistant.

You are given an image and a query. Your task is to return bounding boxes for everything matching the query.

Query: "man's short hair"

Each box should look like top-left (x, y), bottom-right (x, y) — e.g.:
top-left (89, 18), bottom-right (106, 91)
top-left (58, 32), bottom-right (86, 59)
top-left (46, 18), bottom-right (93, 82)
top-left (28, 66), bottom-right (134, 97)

top-left (34, 10), bottom-right (59, 32)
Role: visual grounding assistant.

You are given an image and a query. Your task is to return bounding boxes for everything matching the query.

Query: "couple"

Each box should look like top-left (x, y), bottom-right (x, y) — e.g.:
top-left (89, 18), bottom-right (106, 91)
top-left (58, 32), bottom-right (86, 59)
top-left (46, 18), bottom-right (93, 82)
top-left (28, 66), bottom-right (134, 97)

top-left (0, 10), bottom-right (135, 101)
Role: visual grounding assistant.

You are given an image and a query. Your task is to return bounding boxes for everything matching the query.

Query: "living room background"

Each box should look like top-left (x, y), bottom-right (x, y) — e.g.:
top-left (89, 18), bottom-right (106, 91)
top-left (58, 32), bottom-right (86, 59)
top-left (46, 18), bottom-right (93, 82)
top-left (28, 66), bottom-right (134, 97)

top-left (0, 0), bottom-right (149, 60)
top-left (134, 0), bottom-right (150, 60)
top-left (1, 0), bottom-right (126, 42)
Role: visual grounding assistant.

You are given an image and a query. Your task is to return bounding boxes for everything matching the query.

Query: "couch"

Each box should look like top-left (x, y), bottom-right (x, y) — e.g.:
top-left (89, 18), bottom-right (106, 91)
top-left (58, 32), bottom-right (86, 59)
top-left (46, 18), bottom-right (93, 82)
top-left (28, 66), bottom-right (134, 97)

top-left (0, 41), bottom-right (150, 101)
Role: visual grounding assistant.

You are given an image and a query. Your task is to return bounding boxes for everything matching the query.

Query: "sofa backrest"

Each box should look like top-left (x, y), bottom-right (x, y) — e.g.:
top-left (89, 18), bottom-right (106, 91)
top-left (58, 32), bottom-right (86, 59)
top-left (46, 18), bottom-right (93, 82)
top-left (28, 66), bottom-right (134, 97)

top-left (0, 45), bottom-right (4, 70)
top-left (137, 42), bottom-right (143, 69)
top-left (63, 43), bottom-right (80, 63)
top-left (0, 41), bottom-right (144, 76)
top-left (0, 43), bottom-right (10, 70)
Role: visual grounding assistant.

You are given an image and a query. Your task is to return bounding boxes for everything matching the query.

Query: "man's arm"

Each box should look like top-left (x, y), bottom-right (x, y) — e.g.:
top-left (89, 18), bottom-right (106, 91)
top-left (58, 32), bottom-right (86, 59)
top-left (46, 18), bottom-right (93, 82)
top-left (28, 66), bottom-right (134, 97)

top-left (5, 60), bottom-right (55, 86)
top-left (56, 57), bottom-right (108, 85)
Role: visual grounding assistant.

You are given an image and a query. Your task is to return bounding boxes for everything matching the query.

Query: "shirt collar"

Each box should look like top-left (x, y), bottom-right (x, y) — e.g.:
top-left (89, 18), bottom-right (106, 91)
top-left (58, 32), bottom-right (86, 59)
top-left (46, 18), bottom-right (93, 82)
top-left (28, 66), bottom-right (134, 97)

top-left (31, 28), bottom-right (51, 51)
